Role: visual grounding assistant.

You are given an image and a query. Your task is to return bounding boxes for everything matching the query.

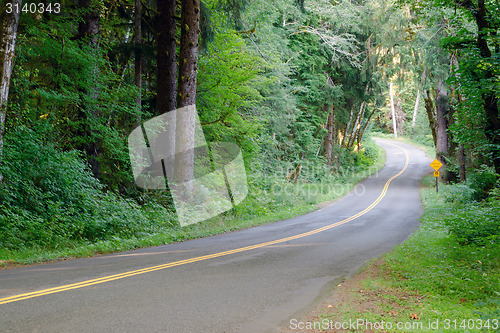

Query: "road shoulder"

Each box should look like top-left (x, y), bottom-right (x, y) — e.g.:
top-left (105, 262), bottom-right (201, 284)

top-left (280, 258), bottom-right (424, 333)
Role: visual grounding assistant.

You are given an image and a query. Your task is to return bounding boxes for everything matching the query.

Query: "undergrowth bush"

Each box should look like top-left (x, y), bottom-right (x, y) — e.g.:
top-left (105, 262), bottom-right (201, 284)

top-left (0, 125), bottom-right (174, 250)
top-left (443, 183), bottom-right (476, 204)
top-left (467, 165), bottom-right (498, 201)
top-left (437, 166), bottom-right (500, 247)
top-left (444, 203), bottom-right (500, 246)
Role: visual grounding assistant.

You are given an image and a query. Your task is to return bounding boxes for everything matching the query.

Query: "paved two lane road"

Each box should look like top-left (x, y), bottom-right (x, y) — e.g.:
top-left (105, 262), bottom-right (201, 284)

top-left (0, 139), bottom-right (431, 332)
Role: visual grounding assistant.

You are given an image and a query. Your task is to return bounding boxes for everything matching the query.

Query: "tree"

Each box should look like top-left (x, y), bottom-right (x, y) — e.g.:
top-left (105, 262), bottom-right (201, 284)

top-left (325, 105), bottom-right (335, 166)
top-left (435, 80), bottom-right (449, 171)
top-left (157, 0), bottom-right (177, 114)
top-left (78, 0), bottom-right (100, 43)
top-left (457, 0), bottom-right (500, 175)
top-left (76, 0), bottom-right (102, 178)
top-left (134, 0), bottom-right (143, 125)
top-left (174, 0), bottom-right (201, 196)
top-left (177, 0), bottom-right (201, 108)
top-left (0, 0), bottom-right (22, 183)
top-left (405, 0), bottom-right (500, 176)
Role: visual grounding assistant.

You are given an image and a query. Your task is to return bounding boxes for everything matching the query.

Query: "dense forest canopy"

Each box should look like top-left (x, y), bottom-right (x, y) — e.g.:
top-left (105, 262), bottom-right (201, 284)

top-left (0, 0), bottom-right (498, 251)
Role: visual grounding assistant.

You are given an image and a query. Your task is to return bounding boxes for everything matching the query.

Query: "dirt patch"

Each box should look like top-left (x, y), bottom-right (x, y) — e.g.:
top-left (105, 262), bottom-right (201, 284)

top-left (281, 259), bottom-right (424, 332)
top-left (0, 260), bottom-right (27, 270)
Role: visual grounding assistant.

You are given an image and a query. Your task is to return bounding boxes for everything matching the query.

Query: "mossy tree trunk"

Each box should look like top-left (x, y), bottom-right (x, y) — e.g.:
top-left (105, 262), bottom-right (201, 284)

top-left (325, 104), bottom-right (334, 166)
top-left (435, 81), bottom-right (449, 177)
top-left (0, 0), bottom-right (21, 183)
top-left (76, 0), bottom-right (102, 178)
top-left (174, 0), bottom-right (200, 198)
top-left (134, 0), bottom-right (142, 125)
top-left (157, 0), bottom-right (177, 114)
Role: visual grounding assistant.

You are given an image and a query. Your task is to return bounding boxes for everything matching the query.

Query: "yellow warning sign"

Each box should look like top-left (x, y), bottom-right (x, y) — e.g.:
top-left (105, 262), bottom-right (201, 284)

top-left (430, 159), bottom-right (443, 171)
top-left (433, 171), bottom-right (440, 177)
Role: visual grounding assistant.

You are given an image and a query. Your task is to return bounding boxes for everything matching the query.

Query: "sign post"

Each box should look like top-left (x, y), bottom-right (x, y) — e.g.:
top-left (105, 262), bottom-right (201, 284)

top-left (430, 159), bottom-right (443, 193)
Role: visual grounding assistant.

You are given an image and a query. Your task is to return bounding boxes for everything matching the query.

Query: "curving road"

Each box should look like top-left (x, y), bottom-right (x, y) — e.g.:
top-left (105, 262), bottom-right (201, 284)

top-left (0, 139), bottom-right (431, 333)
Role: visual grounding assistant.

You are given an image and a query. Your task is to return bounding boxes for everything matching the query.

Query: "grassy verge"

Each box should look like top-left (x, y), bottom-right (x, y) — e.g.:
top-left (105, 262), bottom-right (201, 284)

top-left (0, 140), bottom-right (386, 266)
top-left (283, 176), bottom-right (500, 332)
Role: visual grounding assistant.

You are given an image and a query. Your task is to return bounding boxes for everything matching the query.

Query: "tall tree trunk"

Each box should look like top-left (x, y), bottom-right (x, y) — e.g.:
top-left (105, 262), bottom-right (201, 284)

top-left (410, 90), bottom-right (420, 138)
top-left (348, 101), bottom-right (365, 148)
top-left (476, 14), bottom-right (500, 174)
top-left (77, 0), bottom-right (101, 178)
top-left (389, 82), bottom-right (397, 139)
top-left (424, 89), bottom-right (437, 148)
top-left (435, 80), bottom-right (449, 179)
top-left (325, 104), bottom-right (334, 166)
top-left (155, 0), bottom-right (178, 181)
top-left (481, 93), bottom-right (500, 174)
top-left (358, 107), bottom-right (377, 149)
top-left (174, 0), bottom-right (200, 197)
top-left (177, 0), bottom-right (200, 108)
top-left (157, 0), bottom-right (177, 114)
top-left (0, 0), bottom-right (21, 183)
top-left (450, 52), bottom-right (467, 181)
top-left (341, 105), bottom-right (354, 147)
top-left (78, 0), bottom-right (100, 44)
top-left (134, 0), bottom-right (142, 125)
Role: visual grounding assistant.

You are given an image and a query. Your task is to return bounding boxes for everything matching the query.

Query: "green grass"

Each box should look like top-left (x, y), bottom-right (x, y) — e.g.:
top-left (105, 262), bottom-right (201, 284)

top-left (381, 179), bottom-right (500, 331)
top-left (0, 140), bottom-right (386, 266)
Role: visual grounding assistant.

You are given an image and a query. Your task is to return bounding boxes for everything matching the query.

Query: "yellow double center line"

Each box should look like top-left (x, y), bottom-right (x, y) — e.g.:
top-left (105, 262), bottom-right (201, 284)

top-left (0, 142), bottom-right (409, 306)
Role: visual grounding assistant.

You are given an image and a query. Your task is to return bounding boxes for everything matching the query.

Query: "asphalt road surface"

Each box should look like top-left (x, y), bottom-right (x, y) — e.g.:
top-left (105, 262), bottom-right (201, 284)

top-left (0, 139), bottom-right (432, 333)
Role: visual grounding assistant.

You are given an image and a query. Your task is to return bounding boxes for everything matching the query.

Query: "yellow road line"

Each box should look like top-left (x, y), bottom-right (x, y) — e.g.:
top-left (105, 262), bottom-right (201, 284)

top-left (0, 142), bottom-right (409, 305)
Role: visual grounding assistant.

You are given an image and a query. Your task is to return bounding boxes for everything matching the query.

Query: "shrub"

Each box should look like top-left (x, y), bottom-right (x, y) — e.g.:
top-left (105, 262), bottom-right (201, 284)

top-left (444, 202), bottom-right (500, 246)
top-left (443, 184), bottom-right (476, 204)
top-left (0, 125), bottom-right (173, 250)
top-left (467, 165), bottom-right (498, 201)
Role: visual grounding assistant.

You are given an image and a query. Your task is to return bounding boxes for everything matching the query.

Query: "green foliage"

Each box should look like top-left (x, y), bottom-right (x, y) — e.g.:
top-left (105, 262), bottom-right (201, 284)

top-left (7, 5), bottom-right (144, 196)
top-left (385, 178), bottom-right (500, 304)
top-left (474, 299), bottom-right (500, 333)
top-left (445, 203), bottom-right (500, 247)
top-left (438, 169), bottom-right (500, 246)
top-left (197, 30), bottom-right (267, 168)
top-left (407, 0), bottom-right (500, 173)
top-left (467, 166), bottom-right (498, 202)
top-left (443, 183), bottom-right (476, 204)
top-left (0, 125), bottom-right (174, 250)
